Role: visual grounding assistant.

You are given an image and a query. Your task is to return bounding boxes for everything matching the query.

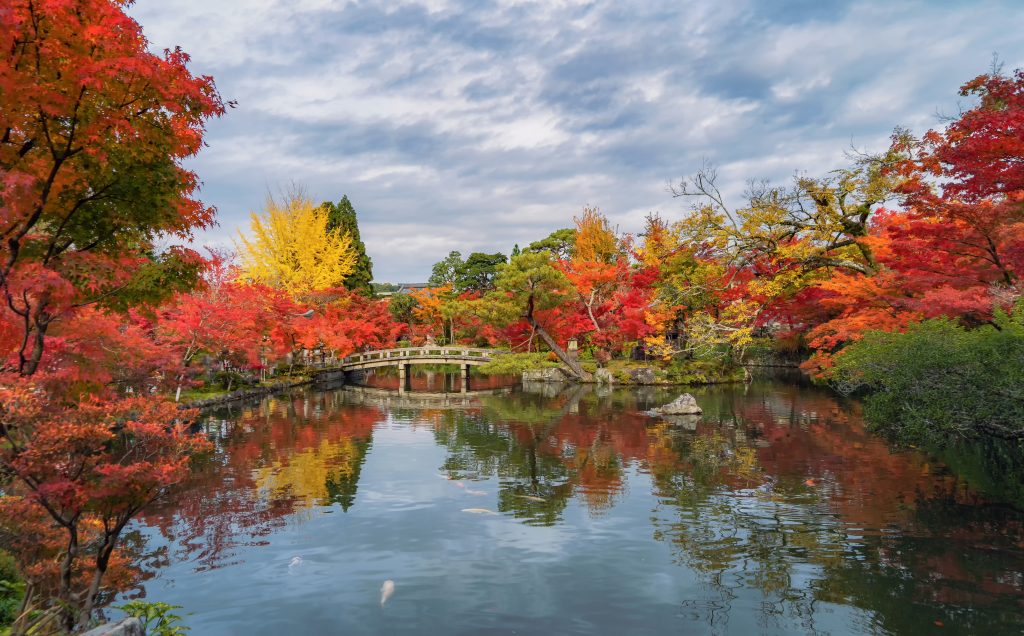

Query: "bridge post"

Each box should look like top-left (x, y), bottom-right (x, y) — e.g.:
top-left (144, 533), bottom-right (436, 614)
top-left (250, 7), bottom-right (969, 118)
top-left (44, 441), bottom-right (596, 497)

top-left (399, 363), bottom-right (411, 393)
top-left (460, 363), bottom-right (469, 393)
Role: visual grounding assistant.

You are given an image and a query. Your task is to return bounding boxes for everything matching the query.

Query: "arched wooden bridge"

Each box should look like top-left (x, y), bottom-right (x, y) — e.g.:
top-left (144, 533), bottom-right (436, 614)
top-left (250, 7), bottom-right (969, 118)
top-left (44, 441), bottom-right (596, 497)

top-left (338, 347), bottom-right (507, 392)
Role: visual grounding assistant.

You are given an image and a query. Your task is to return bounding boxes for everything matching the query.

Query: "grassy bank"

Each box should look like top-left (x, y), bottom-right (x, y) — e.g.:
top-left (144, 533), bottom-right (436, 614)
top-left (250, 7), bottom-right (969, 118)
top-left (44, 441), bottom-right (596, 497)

top-left (480, 351), bottom-right (746, 385)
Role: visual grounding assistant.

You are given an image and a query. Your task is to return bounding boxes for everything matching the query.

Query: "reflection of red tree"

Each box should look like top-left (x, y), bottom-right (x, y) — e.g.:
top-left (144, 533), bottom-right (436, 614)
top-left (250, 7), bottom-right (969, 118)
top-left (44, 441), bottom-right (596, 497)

top-left (139, 393), bottom-right (382, 571)
top-left (495, 404), bottom-right (656, 513)
top-left (724, 386), bottom-right (1024, 605)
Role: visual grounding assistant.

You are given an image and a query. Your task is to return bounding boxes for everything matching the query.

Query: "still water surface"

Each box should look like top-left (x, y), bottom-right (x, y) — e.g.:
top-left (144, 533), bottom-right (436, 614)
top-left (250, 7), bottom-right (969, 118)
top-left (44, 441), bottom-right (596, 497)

top-left (124, 371), bottom-right (1024, 635)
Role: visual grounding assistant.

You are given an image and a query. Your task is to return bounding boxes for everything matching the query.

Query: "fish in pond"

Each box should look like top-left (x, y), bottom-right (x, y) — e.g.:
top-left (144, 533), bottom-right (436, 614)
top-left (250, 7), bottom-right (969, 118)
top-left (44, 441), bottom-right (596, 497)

top-left (461, 508), bottom-right (497, 514)
top-left (465, 489), bottom-right (487, 496)
top-left (380, 580), bottom-right (395, 606)
top-left (517, 495), bottom-right (546, 502)
top-left (288, 556), bottom-right (303, 569)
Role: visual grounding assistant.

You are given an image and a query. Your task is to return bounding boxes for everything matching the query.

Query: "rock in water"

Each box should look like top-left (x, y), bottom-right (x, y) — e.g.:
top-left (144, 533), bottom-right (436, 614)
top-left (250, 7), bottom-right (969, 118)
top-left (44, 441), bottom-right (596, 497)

top-left (81, 618), bottom-right (145, 636)
top-left (594, 368), bottom-right (614, 384)
top-left (522, 368), bottom-right (569, 383)
top-left (655, 393), bottom-right (702, 415)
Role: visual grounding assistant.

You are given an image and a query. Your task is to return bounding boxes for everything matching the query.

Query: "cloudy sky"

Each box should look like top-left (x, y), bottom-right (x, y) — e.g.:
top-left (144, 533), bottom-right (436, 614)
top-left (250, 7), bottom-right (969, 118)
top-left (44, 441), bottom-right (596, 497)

top-left (130, 0), bottom-right (1024, 282)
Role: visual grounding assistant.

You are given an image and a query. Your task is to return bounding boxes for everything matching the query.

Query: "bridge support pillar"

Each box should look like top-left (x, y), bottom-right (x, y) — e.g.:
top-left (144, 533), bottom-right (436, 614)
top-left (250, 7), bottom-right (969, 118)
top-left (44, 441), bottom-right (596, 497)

top-left (460, 363), bottom-right (469, 393)
top-left (399, 363), bottom-right (411, 393)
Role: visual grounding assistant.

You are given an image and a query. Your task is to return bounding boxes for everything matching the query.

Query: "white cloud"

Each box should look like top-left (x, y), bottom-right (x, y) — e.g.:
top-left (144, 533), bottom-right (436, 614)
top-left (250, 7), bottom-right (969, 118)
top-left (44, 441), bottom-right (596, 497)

top-left (130, 0), bottom-right (1024, 281)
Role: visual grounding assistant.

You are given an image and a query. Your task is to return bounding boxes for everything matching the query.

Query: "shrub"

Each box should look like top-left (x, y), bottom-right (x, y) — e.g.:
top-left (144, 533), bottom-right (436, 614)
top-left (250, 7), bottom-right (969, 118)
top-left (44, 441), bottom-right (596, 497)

top-left (664, 358), bottom-right (745, 385)
top-left (212, 370), bottom-right (252, 391)
top-left (477, 352), bottom-right (559, 375)
top-left (831, 310), bottom-right (1024, 445)
top-left (0, 550), bottom-right (23, 628)
top-left (116, 600), bottom-right (190, 636)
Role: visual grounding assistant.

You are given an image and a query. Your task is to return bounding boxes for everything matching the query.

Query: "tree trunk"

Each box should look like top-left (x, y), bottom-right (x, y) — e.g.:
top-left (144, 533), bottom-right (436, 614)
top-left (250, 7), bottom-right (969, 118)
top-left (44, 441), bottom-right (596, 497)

top-left (78, 536), bottom-right (114, 629)
top-left (59, 526), bottom-right (79, 633)
top-left (524, 293), bottom-right (590, 380)
top-left (585, 290), bottom-right (601, 332)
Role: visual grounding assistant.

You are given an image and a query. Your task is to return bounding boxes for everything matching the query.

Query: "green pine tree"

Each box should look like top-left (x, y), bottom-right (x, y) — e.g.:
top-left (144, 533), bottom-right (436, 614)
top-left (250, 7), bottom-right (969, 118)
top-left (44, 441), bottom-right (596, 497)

top-left (322, 195), bottom-right (374, 295)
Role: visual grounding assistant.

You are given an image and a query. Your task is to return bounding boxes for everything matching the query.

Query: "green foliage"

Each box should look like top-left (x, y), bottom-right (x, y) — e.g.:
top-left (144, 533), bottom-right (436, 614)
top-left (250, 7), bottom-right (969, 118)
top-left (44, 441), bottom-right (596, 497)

top-left (0, 551), bottom-right (23, 628)
top-left (428, 251), bottom-right (463, 287)
top-left (485, 251), bottom-right (570, 323)
top-left (526, 228), bottom-right (576, 260)
top-left (664, 358), bottom-right (746, 385)
top-left (388, 293), bottom-right (419, 323)
top-left (742, 335), bottom-right (805, 365)
top-left (116, 601), bottom-right (190, 636)
top-left (454, 252), bottom-right (507, 292)
top-left (322, 196), bottom-right (374, 295)
top-left (372, 282), bottom-right (400, 293)
top-left (476, 352), bottom-right (559, 375)
top-left (212, 370), bottom-right (253, 391)
top-left (428, 250), bottom-right (508, 292)
top-left (831, 310), bottom-right (1024, 445)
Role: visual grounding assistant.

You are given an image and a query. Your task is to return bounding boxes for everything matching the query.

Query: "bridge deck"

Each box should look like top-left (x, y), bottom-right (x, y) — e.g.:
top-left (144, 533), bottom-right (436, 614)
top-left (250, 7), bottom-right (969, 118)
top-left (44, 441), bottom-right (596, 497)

top-left (339, 346), bottom-right (504, 371)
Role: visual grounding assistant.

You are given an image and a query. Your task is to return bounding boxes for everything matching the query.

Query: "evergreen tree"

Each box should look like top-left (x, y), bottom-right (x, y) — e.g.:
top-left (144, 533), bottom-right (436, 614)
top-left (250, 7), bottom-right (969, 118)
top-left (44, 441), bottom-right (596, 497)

top-left (428, 251), bottom-right (464, 287)
top-left (322, 195), bottom-right (374, 294)
top-left (455, 252), bottom-right (507, 291)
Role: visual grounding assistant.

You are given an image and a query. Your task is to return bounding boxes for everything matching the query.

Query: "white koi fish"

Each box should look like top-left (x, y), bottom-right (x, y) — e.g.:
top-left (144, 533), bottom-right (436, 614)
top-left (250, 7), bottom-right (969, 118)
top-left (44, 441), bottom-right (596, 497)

top-left (380, 579), bottom-right (395, 606)
top-left (461, 508), bottom-right (497, 515)
top-left (517, 495), bottom-right (546, 503)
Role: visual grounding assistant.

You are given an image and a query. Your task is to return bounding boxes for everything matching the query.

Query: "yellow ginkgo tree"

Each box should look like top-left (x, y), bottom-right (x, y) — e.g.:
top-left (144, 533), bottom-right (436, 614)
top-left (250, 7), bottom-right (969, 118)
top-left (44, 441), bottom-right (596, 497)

top-left (236, 193), bottom-right (357, 295)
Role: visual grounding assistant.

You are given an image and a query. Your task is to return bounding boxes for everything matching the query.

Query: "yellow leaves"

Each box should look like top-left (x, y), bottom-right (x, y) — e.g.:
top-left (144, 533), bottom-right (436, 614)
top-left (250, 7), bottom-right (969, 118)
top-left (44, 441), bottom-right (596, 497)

top-left (643, 334), bottom-right (675, 360)
top-left (236, 193), bottom-right (356, 295)
top-left (637, 213), bottom-right (678, 268)
top-left (253, 437), bottom-right (360, 507)
top-left (573, 207), bottom-right (619, 263)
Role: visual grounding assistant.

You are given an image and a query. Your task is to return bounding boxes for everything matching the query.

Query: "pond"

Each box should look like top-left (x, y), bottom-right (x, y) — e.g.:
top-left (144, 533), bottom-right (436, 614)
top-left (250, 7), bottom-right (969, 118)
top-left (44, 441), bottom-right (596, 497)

top-left (121, 370), bottom-right (1024, 635)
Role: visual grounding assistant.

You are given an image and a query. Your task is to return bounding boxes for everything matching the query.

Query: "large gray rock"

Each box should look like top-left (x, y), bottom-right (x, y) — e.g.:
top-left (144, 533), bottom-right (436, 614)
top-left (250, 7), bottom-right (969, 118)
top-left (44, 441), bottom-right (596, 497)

top-left (628, 367), bottom-right (658, 385)
top-left (654, 393), bottom-right (703, 415)
top-left (594, 368), bottom-right (614, 384)
top-left (521, 381), bottom-right (566, 397)
top-left (82, 618), bottom-right (145, 636)
top-left (522, 367), bottom-right (569, 383)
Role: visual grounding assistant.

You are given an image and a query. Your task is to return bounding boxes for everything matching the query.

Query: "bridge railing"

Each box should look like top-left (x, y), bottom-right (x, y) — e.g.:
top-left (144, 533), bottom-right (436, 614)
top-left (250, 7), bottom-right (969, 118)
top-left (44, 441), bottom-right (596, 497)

top-left (340, 347), bottom-right (503, 366)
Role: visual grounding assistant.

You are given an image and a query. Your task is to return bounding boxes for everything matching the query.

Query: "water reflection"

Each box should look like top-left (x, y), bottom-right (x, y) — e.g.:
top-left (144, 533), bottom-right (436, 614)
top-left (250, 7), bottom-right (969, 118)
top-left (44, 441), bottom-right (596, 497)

top-left (133, 371), bottom-right (1023, 634)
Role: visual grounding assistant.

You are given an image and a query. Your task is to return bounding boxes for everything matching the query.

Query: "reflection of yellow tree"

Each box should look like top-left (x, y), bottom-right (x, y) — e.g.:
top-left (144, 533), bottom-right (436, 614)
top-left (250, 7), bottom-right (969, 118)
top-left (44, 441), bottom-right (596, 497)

top-left (253, 436), bottom-right (363, 508)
